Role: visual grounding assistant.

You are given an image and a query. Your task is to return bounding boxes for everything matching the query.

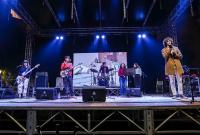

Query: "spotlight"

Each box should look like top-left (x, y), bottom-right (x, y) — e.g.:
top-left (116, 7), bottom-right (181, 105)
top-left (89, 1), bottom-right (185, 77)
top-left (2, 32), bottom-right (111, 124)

top-left (101, 35), bottom-right (105, 39)
top-left (96, 35), bottom-right (100, 39)
top-left (56, 36), bottom-right (59, 40)
top-left (142, 34), bottom-right (146, 38)
top-left (138, 34), bottom-right (142, 38)
top-left (60, 36), bottom-right (64, 40)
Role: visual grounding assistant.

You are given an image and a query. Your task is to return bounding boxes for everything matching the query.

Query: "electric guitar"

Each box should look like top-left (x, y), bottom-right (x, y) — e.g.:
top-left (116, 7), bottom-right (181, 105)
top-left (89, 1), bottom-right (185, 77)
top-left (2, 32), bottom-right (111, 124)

top-left (60, 68), bottom-right (73, 78)
top-left (60, 63), bottom-right (82, 78)
top-left (16, 64), bottom-right (40, 84)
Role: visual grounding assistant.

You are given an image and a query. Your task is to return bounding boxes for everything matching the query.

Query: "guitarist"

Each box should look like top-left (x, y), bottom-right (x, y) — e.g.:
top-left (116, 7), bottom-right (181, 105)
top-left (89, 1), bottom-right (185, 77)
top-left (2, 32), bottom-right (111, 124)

top-left (17, 60), bottom-right (31, 98)
top-left (61, 56), bottom-right (74, 98)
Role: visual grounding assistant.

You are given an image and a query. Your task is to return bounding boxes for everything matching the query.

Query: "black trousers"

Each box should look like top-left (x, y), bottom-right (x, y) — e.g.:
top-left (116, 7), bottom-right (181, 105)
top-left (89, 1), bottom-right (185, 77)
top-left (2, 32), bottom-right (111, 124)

top-left (134, 74), bottom-right (141, 88)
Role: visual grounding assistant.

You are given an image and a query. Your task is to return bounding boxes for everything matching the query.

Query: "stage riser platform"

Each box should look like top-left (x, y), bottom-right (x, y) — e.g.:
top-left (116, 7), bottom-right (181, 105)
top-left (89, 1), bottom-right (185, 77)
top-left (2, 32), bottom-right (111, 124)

top-left (0, 96), bottom-right (200, 135)
top-left (0, 109), bottom-right (200, 135)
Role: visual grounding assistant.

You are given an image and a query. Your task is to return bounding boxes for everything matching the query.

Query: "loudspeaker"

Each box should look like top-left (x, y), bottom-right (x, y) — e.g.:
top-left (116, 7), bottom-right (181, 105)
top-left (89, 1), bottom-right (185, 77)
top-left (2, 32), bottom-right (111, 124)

top-left (0, 88), bottom-right (15, 99)
top-left (36, 87), bottom-right (58, 100)
top-left (126, 88), bottom-right (142, 97)
top-left (82, 86), bottom-right (106, 102)
top-left (35, 72), bottom-right (48, 87)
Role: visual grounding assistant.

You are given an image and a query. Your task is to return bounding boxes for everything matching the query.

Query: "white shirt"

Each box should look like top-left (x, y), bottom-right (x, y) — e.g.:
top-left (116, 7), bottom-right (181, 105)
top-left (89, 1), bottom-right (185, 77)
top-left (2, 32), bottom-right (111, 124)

top-left (135, 67), bottom-right (142, 76)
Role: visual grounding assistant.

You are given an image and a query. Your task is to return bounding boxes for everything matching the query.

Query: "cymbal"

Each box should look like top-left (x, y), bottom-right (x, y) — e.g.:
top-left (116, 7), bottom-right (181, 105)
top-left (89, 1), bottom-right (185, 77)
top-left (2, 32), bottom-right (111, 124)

top-left (90, 69), bottom-right (98, 73)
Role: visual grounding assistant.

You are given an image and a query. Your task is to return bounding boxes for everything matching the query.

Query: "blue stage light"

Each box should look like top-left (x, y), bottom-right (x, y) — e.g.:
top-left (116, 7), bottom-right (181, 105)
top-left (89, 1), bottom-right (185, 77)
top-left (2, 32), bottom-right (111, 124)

top-left (60, 36), bottom-right (64, 40)
top-left (96, 35), bottom-right (100, 39)
top-left (101, 35), bottom-right (105, 39)
top-left (138, 34), bottom-right (142, 38)
top-left (56, 36), bottom-right (59, 40)
top-left (142, 34), bottom-right (146, 38)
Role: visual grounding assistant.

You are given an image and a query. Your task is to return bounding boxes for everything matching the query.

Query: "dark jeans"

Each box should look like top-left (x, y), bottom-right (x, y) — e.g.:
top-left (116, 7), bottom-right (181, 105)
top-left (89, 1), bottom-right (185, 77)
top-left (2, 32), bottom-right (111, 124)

top-left (63, 76), bottom-right (74, 96)
top-left (119, 76), bottom-right (127, 96)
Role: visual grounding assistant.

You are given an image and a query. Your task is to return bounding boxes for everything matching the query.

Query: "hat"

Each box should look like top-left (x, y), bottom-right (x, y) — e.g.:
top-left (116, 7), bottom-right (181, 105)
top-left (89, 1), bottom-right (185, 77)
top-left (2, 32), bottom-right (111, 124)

top-left (163, 37), bottom-right (173, 46)
top-left (23, 59), bottom-right (29, 63)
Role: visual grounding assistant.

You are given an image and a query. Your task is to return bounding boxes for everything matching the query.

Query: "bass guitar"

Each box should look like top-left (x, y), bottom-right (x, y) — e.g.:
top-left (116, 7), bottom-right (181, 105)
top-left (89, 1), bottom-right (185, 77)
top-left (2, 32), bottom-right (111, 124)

top-left (16, 64), bottom-right (40, 84)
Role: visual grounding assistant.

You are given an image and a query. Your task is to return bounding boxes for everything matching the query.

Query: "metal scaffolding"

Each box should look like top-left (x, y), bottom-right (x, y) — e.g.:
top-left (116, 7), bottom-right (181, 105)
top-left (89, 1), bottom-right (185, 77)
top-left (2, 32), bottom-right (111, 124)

top-left (37, 26), bottom-right (160, 36)
top-left (0, 106), bottom-right (200, 135)
top-left (25, 32), bottom-right (33, 65)
top-left (161, 0), bottom-right (193, 46)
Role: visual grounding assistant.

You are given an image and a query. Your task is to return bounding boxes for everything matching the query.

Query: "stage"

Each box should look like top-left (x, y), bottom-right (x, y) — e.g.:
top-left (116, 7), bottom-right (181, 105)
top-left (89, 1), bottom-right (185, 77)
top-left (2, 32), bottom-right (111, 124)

top-left (0, 95), bottom-right (200, 110)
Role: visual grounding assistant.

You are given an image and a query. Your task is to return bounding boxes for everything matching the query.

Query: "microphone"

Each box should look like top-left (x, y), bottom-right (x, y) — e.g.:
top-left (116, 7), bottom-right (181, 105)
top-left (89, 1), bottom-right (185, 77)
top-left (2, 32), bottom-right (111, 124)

top-left (17, 65), bottom-right (22, 68)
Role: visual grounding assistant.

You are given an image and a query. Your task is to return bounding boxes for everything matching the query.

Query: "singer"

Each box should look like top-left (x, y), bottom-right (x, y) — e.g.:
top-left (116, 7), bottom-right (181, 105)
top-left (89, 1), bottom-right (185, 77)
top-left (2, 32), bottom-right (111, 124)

top-left (161, 37), bottom-right (187, 99)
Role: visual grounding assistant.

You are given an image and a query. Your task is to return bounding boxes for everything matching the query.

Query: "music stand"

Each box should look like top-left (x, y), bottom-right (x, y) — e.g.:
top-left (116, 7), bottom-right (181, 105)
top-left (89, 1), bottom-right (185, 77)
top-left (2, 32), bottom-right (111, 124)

top-left (126, 68), bottom-right (135, 76)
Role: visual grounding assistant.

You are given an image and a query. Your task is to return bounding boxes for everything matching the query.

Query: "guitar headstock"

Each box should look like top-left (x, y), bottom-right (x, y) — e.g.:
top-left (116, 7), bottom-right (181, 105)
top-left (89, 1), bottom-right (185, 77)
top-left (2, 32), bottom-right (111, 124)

top-left (35, 64), bottom-right (40, 68)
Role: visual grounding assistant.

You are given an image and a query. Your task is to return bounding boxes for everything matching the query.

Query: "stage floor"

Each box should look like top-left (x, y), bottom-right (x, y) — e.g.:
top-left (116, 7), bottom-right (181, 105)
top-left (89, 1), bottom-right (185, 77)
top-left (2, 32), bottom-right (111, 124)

top-left (0, 95), bottom-right (200, 110)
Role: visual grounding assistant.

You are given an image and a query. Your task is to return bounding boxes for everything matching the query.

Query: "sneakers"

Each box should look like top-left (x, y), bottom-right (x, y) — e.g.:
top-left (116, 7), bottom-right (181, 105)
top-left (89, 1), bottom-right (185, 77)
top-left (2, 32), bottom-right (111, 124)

top-left (179, 95), bottom-right (188, 99)
top-left (172, 95), bottom-right (177, 99)
top-left (172, 95), bottom-right (188, 100)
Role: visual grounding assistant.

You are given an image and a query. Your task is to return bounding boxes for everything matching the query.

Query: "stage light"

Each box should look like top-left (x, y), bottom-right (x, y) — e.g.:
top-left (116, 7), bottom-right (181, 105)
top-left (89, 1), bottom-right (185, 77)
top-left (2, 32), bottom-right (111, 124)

top-left (96, 35), bottom-right (100, 39)
top-left (60, 36), bottom-right (64, 40)
top-left (101, 35), bottom-right (105, 39)
top-left (56, 36), bottom-right (59, 40)
top-left (138, 34), bottom-right (142, 38)
top-left (142, 34), bottom-right (146, 38)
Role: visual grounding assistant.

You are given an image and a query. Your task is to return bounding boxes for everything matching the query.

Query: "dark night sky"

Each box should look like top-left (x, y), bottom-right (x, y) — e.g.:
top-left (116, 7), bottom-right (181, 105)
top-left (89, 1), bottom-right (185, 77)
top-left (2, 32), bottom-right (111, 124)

top-left (0, 0), bottom-right (200, 93)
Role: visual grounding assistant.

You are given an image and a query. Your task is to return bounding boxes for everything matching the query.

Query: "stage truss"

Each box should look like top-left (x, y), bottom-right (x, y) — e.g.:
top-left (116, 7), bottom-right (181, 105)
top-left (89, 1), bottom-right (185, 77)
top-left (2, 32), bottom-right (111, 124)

top-left (6, 0), bottom-right (193, 64)
top-left (0, 104), bottom-right (200, 135)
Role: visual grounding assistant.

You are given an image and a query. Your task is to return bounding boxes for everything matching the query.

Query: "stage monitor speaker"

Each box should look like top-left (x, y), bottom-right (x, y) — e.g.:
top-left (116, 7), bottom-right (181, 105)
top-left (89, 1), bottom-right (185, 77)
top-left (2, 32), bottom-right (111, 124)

top-left (0, 88), bottom-right (15, 99)
top-left (36, 87), bottom-right (58, 100)
top-left (82, 86), bottom-right (106, 102)
top-left (126, 88), bottom-right (142, 97)
top-left (35, 72), bottom-right (48, 87)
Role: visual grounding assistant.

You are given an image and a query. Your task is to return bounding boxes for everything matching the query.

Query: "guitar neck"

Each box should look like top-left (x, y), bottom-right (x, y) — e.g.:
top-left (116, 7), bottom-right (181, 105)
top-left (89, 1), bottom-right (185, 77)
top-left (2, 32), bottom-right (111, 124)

top-left (24, 66), bottom-right (38, 76)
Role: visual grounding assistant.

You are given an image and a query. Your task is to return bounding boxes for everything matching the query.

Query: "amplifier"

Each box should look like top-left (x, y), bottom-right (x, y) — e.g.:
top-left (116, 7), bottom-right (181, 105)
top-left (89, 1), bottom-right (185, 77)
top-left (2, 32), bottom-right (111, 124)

top-left (36, 87), bottom-right (58, 100)
top-left (35, 72), bottom-right (48, 87)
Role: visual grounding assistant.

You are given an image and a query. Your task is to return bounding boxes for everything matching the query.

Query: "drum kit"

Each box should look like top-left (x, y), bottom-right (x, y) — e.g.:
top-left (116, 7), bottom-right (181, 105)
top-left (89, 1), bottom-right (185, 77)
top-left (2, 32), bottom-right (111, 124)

top-left (182, 67), bottom-right (200, 98)
top-left (90, 67), bottom-right (116, 87)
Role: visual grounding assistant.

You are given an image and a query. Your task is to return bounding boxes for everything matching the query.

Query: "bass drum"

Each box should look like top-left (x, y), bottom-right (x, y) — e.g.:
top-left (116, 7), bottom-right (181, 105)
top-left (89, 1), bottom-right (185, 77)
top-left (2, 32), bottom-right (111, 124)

top-left (98, 76), bottom-right (109, 87)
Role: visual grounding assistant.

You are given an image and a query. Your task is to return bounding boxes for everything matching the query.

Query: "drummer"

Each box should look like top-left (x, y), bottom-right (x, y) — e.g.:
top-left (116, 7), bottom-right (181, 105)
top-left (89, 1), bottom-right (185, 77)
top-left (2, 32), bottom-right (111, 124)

top-left (99, 62), bottom-right (109, 87)
top-left (99, 62), bottom-right (109, 77)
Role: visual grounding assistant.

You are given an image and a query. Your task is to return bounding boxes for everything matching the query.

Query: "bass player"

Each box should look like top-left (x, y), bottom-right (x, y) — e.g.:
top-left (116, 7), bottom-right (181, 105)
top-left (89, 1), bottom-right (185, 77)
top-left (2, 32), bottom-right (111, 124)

top-left (17, 60), bottom-right (31, 98)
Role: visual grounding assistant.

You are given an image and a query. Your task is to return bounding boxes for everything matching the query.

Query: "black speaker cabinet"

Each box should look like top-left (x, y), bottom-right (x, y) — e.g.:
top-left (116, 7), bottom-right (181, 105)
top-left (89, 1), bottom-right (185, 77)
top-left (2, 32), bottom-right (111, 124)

top-left (126, 88), bottom-right (142, 97)
top-left (82, 86), bottom-right (106, 102)
top-left (35, 72), bottom-right (48, 87)
top-left (36, 87), bottom-right (58, 100)
top-left (0, 88), bottom-right (15, 99)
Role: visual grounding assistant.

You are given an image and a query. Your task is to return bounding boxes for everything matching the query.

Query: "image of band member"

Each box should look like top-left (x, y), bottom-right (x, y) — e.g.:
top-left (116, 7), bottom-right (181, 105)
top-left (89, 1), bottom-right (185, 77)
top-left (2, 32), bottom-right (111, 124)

top-left (161, 37), bottom-right (187, 99)
top-left (99, 62), bottom-right (109, 87)
top-left (17, 60), bottom-right (31, 98)
top-left (61, 56), bottom-right (74, 97)
top-left (118, 63), bottom-right (127, 96)
top-left (133, 63), bottom-right (142, 88)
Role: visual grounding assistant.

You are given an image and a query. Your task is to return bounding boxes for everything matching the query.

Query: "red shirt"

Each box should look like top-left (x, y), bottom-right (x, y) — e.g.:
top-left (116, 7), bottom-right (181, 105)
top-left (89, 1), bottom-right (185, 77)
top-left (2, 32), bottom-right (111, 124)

top-left (118, 67), bottom-right (126, 76)
top-left (61, 62), bottom-right (73, 76)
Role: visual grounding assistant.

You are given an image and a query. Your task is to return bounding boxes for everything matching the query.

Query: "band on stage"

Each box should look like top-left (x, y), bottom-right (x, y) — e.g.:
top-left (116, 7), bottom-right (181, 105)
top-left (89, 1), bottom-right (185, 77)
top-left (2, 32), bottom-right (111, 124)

top-left (5, 36), bottom-right (188, 99)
